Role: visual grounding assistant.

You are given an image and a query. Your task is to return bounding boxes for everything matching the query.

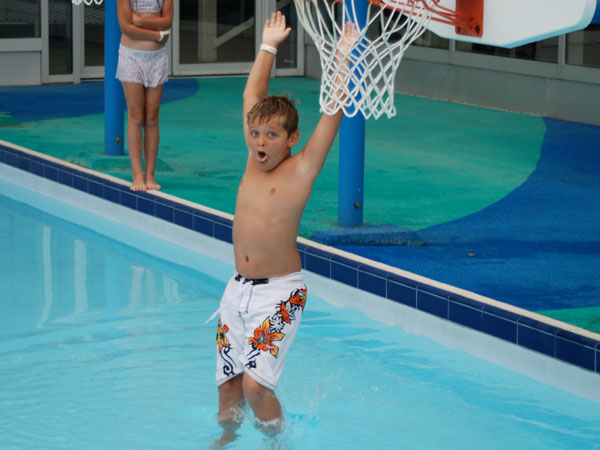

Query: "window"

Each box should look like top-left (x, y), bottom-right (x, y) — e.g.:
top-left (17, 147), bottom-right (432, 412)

top-left (456, 37), bottom-right (559, 63)
top-left (369, 9), bottom-right (449, 50)
top-left (179, 0), bottom-right (255, 65)
top-left (567, 24), bottom-right (600, 68)
top-left (413, 30), bottom-right (449, 50)
top-left (0, 0), bottom-right (41, 38)
top-left (49, 0), bottom-right (73, 74)
top-left (84, 2), bottom-right (104, 66)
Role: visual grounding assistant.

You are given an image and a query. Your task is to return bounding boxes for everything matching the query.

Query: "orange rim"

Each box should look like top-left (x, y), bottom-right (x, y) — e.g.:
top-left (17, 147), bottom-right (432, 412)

top-left (367, 0), bottom-right (483, 37)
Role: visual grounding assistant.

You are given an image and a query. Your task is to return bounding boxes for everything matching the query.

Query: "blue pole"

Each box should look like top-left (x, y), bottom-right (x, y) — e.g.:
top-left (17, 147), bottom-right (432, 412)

top-left (339, 113), bottom-right (365, 227)
top-left (104, 0), bottom-right (124, 156)
top-left (338, 0), bottom-right (367, 228)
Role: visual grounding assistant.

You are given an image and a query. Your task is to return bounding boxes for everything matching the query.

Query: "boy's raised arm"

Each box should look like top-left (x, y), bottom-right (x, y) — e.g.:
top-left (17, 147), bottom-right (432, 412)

top-left (298, 22), bottom-right (357, 179)
top-left (243, 12), bottom-right (291, 133)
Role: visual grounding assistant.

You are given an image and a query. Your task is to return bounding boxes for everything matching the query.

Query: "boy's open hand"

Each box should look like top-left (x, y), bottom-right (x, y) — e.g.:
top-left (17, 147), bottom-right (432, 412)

top-left (338, 21), bottom-right (358, 54)
top-left (262, 11), bottom-right (292, 47)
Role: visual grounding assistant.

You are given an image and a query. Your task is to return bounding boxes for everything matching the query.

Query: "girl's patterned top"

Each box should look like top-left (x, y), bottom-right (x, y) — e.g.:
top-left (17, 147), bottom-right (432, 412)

top-left (131, 0), bottom-right (162, 13)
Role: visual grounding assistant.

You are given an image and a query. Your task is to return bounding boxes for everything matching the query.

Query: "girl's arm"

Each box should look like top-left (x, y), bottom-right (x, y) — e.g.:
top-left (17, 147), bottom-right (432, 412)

top-left (116, 0), bottom-right (163, 41)
top-left (132, 0), bottom-right (174, 30)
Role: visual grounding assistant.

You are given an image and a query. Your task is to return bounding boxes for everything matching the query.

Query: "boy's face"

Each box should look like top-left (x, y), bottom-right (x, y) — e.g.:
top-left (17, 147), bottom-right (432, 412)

top-left (247, 116), bottom-right (299, 172)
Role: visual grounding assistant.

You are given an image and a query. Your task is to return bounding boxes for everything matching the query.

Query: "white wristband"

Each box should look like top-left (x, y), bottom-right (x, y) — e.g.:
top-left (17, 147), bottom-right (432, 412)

top-left (260, 43), bottom-right (277, 55)
top-left (158, 29), bottom-right (170, 43)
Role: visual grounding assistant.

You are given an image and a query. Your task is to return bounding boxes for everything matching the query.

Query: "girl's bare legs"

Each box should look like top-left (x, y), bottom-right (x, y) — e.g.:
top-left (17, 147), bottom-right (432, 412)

top-left (143, 84), bottom-right (164, 190)
top-left (122, 81), bottom-right (147, 191)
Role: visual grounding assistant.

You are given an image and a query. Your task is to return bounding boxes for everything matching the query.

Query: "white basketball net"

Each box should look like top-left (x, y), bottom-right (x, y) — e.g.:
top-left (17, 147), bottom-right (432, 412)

top-left (294, 0), bottom-right (434, 119)
top-left (72, 0), bottom-right (104, 5)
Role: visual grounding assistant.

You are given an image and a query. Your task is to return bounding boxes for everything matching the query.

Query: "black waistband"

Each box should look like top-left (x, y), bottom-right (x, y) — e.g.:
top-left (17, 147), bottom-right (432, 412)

top-left (234, 273), bottom-right (269, 285)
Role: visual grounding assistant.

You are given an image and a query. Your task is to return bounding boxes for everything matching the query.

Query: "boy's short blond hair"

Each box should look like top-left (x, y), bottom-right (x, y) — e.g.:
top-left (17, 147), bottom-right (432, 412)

top-left (247, 95), bottom-right (299, 135)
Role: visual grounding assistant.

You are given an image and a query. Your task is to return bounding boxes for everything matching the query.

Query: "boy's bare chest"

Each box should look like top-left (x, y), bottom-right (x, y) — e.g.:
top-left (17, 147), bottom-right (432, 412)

top-left (236, 172), bottom-right (294, 214)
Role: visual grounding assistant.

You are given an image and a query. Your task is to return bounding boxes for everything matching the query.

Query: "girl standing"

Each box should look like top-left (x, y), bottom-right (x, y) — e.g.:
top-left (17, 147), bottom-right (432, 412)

top-left (116, 0), bottom-right (173, 191)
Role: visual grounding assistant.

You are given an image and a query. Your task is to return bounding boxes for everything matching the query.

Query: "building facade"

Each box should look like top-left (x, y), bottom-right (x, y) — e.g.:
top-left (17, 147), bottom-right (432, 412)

top-left (1, 0), bottom-right (599, 124)
top-left (0, 0), bottom-right (304, 84)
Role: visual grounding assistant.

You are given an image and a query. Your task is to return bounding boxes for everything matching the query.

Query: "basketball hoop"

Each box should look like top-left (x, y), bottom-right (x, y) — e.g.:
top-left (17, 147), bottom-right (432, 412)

top-left (294, 0), bottom-right (482, 119)
top-left (294, 0), bottom-right (431, 119)
top-left (72, 0), bottom-right (104, 5)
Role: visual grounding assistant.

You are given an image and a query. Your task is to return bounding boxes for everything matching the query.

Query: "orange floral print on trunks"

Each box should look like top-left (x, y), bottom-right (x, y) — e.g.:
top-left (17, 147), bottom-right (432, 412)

top-left (248, 317), bottom-right (285, 356)
top-left (245, 287), bottom-right (307, 370)
top-left (216, 320), bottom-right (230, 353)
top-left (216, 319), bottom-right (235, 377)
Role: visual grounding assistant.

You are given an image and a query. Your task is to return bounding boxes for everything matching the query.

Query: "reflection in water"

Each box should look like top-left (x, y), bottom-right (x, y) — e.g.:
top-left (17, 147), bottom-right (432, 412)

top-left (129, 265), bottom-right (146, 310)
top-left (74, 239), bottom-right (88, 316)
top-left (26, 216), bottom-right (190, 329)
top-left (129, 266), bottom-right (184, 309)
top-left (2, 191), bottom-right (600, 449)
top-left (39, 225), bottom-right (53, 328)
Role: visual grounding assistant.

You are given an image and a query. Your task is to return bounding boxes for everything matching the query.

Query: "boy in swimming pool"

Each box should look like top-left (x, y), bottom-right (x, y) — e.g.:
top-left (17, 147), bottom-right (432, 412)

top-left (212, 11), bottom-right (356, 435)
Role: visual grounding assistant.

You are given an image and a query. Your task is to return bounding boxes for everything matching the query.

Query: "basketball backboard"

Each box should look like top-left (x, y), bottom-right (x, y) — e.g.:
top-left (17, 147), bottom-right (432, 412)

top-left (421, 0), bottom-right (599, 48)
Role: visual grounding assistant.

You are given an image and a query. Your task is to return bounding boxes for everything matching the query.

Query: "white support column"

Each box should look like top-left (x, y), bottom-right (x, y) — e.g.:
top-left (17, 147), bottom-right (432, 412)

top-left (197, 0), bottom-right (217, 62)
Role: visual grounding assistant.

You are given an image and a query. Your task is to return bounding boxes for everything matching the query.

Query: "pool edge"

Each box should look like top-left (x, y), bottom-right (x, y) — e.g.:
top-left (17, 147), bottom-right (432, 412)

top-left (1, 139), bottom-right (598, 381)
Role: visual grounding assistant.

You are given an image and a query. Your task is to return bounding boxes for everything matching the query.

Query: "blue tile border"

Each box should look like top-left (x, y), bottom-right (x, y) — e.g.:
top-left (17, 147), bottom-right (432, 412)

top-left (331, 257), bottom-right (359, 287)
top-left (417, 287), bottom-right (449, 320)
top-left (449, 293), bottom-right (484, 332)
top-left (305, 246), bottom-right (332, 278)
top-left (481, 305), bottom-right (518, 344)
top-left (1, 141), bottom-right (599, 377)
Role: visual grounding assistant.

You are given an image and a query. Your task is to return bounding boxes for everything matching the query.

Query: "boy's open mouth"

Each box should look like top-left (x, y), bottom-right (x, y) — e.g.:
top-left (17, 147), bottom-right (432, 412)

top-left (257, 151), bottom-right (268, 163)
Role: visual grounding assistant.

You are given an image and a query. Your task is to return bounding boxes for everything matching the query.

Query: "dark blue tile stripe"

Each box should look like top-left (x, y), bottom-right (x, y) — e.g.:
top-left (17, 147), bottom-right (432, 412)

top-left (1, 142), bottom-right (599, 376)
top-left (417, 289), bottom-right (449, 319)
top-left (331, 260), bottom-right (358, 287)
top-left (482, 311), bottom-right (517, 343)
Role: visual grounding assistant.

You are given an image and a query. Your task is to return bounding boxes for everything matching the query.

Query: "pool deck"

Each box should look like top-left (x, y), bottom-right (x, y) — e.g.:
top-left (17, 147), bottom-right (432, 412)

top-left (0, 77), bottom-right (599, 337)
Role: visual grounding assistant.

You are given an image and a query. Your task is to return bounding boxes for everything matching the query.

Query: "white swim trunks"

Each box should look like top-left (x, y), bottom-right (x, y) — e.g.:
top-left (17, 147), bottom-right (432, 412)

top-left (116, 44), bottom-right (168, 88)
top-left (214, 272), bottom-right (307, 391)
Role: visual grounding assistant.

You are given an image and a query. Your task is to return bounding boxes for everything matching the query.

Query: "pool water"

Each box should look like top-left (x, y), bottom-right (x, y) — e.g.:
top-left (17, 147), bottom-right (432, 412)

top-left (1, 187), bottom-right (600, 449)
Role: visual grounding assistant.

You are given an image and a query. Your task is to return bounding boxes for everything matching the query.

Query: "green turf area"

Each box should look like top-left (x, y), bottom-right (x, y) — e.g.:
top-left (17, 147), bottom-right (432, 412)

top-left (0, 112), bottom-right (21, 128)
top-left (5, 77), bottom-right (599, 335)
top-left (0, 77), bottom-right (544, 239)
top-left (537, 306), bottom-right (600, 334)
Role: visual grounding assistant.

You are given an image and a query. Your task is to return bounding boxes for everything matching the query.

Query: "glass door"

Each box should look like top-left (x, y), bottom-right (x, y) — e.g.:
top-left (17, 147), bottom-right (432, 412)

top-left (174, 0), bottom-right (256, 75)
top-left (173, 0), bottom-right (302, 76)
top-left (79, 1), bottom-right (104, 78)
top-left (49, 0), bottom-right (73, 75)
top-left (69, 0), bottom-right (303, 81)
top-left (47, 0), bottom-right (73, 81)
top-left (273, 0), bottom-right (302, 76)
